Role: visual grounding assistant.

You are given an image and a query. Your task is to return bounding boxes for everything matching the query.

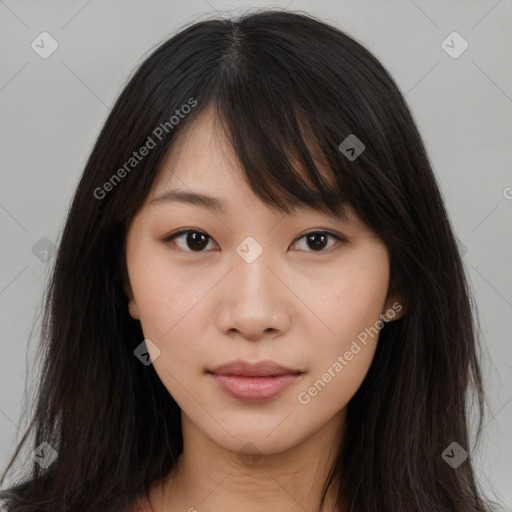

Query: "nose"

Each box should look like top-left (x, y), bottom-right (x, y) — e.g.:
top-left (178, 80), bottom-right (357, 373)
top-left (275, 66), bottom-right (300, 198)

top-left (215, 246), bottom-right (292, 341)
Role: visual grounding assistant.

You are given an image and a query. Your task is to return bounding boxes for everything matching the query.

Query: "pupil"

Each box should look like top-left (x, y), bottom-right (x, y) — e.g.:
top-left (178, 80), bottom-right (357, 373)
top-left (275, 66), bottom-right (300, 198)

top-left (308, 233), bottom-right (327, 250)
top-left (188, 232), bottom-right (208, 250)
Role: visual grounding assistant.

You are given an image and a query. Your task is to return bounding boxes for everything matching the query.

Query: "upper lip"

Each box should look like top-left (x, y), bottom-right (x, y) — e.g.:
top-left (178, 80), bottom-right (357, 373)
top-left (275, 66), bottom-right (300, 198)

top-left (208, 359), bottom-right (303, 377)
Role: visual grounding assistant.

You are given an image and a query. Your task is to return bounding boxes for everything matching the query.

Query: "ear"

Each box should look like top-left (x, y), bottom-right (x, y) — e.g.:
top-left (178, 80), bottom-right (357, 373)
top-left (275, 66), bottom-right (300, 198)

top-left (124, 283), bottom-right (140, 320)
top-left (381, 294), bottom-right (406, 323)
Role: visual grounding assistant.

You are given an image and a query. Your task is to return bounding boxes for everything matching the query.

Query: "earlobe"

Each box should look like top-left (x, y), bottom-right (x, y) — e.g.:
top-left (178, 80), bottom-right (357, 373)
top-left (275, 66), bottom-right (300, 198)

top-left (124, 283), bottom-right (140, 320)
top-left (127, 300), bottom-right (140, 320)
top-left (381, 296), bottom-right (406, 322)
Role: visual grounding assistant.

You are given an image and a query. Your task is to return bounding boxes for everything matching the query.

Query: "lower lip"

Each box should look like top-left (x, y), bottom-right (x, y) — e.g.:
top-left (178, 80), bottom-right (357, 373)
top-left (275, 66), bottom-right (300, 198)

top-left (209, 373), bottom-right (302, 403)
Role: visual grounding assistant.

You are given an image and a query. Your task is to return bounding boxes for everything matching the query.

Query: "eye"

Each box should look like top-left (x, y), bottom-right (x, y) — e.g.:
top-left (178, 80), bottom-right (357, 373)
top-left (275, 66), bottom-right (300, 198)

top-left (163, 229), bottom-right (345, 253)
top-left (291, 231), bottom-right (344, 252)
top-left (164, 229), bottom-right (218, 252)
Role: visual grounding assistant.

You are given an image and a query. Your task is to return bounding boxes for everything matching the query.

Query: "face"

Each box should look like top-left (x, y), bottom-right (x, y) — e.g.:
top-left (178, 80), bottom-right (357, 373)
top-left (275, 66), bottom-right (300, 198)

top-left (124, 107), bottom-right (403, 456)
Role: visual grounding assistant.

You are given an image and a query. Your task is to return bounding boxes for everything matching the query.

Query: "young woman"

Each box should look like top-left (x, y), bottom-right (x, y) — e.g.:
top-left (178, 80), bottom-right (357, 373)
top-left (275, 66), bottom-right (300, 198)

top-left (0, 9), bottom-right (500, 512)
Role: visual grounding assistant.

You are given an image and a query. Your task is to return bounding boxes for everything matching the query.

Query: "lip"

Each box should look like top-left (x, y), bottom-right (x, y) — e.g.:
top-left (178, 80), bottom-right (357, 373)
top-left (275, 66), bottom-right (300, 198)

top-left (209, 359), bottom-right (302, 377)
top-left (207, 359), bottom-right (304, 403)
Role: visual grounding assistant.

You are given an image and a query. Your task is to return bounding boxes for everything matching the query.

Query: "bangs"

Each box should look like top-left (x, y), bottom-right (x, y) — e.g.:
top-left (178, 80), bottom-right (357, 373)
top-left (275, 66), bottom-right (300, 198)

top-left (201, 42), bottom-right (357, 221)
top-left (213, 97), bottom-right (350, 219)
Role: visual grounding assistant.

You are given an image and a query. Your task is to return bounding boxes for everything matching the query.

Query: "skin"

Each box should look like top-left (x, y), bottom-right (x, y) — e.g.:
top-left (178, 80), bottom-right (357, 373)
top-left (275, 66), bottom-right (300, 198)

top-left (124, 106), bottom-right (404, 512)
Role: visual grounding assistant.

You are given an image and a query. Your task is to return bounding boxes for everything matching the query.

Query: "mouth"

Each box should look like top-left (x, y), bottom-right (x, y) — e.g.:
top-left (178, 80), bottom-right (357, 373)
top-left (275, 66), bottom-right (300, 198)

top-left (207, 359), bottom-right (304, 403)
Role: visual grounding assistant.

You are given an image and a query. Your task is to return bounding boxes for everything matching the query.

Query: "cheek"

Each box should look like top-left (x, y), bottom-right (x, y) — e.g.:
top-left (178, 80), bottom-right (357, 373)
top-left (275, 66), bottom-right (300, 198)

top-left (297, 246), bottom-right (389, 404)
top-left (310, 245), bottom-right (390, 352)
top-left (129, 259), bottom-right (211, 402)
top-left (132, 264), bottom-right (208, 347)
top-left (127, 243), bottom-right (220, 378)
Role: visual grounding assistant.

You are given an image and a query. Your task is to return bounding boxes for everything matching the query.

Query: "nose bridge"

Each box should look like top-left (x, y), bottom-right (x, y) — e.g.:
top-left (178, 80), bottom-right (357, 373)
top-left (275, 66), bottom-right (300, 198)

top-left (233, 235), bottom-right (274, 300)
top-left (216, 234), bottom-right (290, 339)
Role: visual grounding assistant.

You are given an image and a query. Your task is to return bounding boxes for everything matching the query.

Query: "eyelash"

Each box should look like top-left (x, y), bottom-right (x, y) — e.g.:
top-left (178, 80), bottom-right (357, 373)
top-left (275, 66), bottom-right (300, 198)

top-left (162, 229), bottom-right (346, 254)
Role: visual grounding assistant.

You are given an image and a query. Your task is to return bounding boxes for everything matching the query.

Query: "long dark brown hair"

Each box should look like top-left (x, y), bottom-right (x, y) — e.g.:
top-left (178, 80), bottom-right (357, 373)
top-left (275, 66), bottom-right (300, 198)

top-left (0, 9), bottom-right (501, 512)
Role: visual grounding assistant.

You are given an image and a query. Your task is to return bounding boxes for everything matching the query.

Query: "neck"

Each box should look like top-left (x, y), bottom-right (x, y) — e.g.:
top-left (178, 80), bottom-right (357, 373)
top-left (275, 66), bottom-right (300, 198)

top-left (151, 410), bottom-right (345, 512)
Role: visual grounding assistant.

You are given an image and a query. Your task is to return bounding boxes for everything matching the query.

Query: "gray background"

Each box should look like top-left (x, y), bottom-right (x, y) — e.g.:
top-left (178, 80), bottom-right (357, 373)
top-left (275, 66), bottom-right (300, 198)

top-left (1, 0), bottom-right (511, 509)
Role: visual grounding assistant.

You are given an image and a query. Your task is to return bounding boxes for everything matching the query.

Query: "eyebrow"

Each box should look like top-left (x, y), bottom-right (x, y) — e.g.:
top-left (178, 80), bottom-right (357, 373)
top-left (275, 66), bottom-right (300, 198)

top-left (149, 190), bottom-right (227, 213)
top-left (149, 188), bottom-right (350, 221)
